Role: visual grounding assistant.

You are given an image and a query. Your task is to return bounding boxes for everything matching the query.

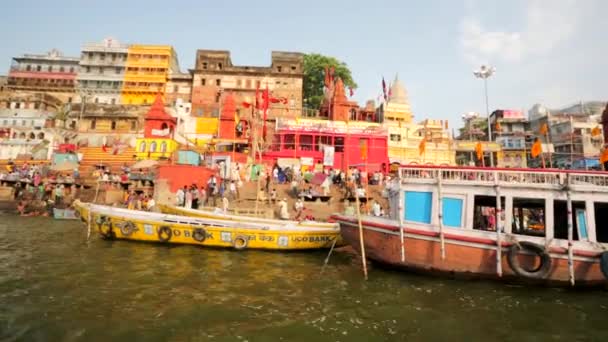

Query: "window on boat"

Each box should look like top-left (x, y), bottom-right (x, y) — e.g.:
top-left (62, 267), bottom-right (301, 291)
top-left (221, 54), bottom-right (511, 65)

top-left (594, 202), bottom-right (608, 243)
top-left (442, 197), bottom-right (463, 228)
top-left (553, 200), bottom-right (587, 241)
top-left (473, 195), bottom-right (505, 232)
top-left (404, 191), bottom-right (432, 224)
top-left (512, 198), bottom-right (546, 237)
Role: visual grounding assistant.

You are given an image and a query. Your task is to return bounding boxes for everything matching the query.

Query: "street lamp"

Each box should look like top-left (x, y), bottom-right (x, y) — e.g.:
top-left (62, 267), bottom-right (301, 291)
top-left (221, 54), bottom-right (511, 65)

top-left (473, 65), bottom-right (496, 166)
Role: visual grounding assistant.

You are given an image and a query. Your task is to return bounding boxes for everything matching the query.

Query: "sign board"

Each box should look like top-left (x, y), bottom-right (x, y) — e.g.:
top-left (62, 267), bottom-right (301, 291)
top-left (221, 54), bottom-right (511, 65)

top-left (323, 146), bottom-right (335, 166)
top-left (502, 110), bottom-right (524, 119)
top-left (300, 157), bottom-right (314, 166)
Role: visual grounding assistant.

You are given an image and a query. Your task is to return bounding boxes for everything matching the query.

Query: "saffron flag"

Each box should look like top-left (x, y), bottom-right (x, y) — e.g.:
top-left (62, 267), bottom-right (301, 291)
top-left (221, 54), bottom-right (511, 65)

top-left (495, 121), bottom-right (502, 132)
top-left (591, 126), bottom-right (602, 137)
top-left (360, 141), bottom-right (368, 161)
top-left (475, 142), bottom-right (483, 160)
top-left (601, 148), bottom-right (608, 164)
top-left (540, 123), bottom-right (549, 135)
top-left (101, 144), bottom-right (108, 153)
top-left (531, 139), bottom-right (542, 158)
top-left (418, 139), bottom-right (426, 156)
top-left (241, 102), bottom-right (252, 108)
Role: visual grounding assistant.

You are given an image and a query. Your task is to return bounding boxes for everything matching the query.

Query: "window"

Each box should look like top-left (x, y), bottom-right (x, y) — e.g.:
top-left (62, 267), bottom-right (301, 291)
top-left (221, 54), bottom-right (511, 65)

top-left (256, 80), bottom-right (261, 88)
top-left (26, 65), bottom-right (31, 71)
top-left (160, 141), bottom-right (167, 152)
top-left (405, 191), bottom-right (433, 224)
top-left (442, 197), bottom-right (464, 228)
top-left (554, 200), bottom-right (587, 241)
top-left (111, 98), bottom-right (116, 105)
top-left (390, 134), bottom-right (401, 142)
top-left (277, 66), bottom-right (282, 72)
top-left (202, 62), bottom-right (208, 69)
top-left (15, 102), bottom-right (21, 109)
top-left (300, 135), bottom-right (313, 151)
top-left (216, 79), bottom-right (221, 86)
top-left (90, 119), bottom-right (96, 129)
top-left (86, 66), bottom-right (90, 73)
top-left (246, 79), bottom-right (252, 88)
top-left (218, 63), bottom-right (223, 70)
top-left (150, 141), bottom-right (157, 153)
top-left (68, 97), bottom-right (72, 103)
top-left (29, 132), bottom-right (35, 139)
top-left (48, 66), bottom-right (52, 72)
top-left (94, 98), bottom-right (99, 104)
top-left (139, 141), bottom-right (146, 152)
top-left (201, 79), bottom-right (206, 86)
top-left (291, 65), bottom-right (296, 71)
top-left (100, 53), bottom-right (105, 61)
top-left (111, 121), bottom-right (117, 130)
top-left (284, 134), bottom-right (296, 150)
top-left (236, 79), bottom-right (242, 87)
top-left (334, 137), bottom-right (344, 152)
top-left (111, 54), bottom-right (116, 61)
top-left (59, 66), bottom-right (65, 72)
top-left (99, 67), bottom-right (103, 74)
top-left (511, 198), bottom-right (546, 237)
top-left (36, 65), bottom-right (41, 72)
top-left (22, 120), bottom-right (26, 126)
top-left (473, 195), bottom-right (505, 232)
top-left (115, 67), bottom-right (121, 74)
top-left (173, 85), bottom-right (178, 93)
top-left (594, 202), bottom-right (608, 242)
top-left (130, 120), bottom-right (136, 130)
top-left (37, 132), bottom-right (45, 139)
top-left (2, 120), bottom-right (6, 125)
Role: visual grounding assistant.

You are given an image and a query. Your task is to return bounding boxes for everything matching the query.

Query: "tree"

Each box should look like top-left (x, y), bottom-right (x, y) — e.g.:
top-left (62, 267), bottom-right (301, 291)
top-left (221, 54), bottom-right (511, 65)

top-left (303, 53), bottom-right (357, 110)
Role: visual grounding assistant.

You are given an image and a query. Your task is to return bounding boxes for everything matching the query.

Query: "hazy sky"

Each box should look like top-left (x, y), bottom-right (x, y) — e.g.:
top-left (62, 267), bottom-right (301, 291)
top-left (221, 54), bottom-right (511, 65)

top-left (1, 0), bottom-right (606, 127)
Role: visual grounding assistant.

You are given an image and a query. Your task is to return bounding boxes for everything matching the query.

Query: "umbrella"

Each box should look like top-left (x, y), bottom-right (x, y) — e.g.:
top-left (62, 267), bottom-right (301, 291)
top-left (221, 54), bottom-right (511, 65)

top-left (51, 161), bottom-right (79, 172)
top-left (310, 172), bottom-right (328, 185)
top-left (131, 159), bottom-right (158, 169)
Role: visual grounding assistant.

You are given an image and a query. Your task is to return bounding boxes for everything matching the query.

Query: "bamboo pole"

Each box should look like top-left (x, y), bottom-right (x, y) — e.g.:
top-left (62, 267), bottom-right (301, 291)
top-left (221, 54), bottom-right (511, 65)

top-left (494, 171), bottom-right (503, 277)
top-left (398, 172), bottom-right (405, 262)
top-left (437, 170), bottom-right (446, 260)
top-left (355, 192), bottom-right (368, 280)
top-left (566, 174), bottom-right (575, 286)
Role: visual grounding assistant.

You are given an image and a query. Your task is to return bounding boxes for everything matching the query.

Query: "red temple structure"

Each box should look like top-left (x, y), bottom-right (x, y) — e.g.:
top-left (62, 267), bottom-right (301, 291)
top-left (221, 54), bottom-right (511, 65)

top-left (218, 92), bottom-right (248, 140)
top-left (143, 94), bottom-right (176, 138)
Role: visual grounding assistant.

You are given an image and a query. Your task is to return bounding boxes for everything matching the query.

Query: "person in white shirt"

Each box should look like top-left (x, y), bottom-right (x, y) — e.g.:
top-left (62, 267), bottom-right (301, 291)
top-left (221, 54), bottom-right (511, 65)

top-left (278, 198), bottom-right (289, 220)
top-left (229, 181), bottom-right (237, 200)
top-left (176, 187), bottom-right (185, 207)
top-left (372, 200), bottom-right (381, 217)
top-left (222, 196), bottom-right (230, 213)
top-left (294, 198), bottom-right (305, 220)
top-left (147, 197), bottom-right (156, 211)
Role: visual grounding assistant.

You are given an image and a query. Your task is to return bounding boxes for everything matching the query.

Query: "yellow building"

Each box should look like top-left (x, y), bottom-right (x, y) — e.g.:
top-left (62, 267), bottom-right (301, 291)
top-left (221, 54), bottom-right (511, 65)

top-left (382, 76), bottom-right (455, 165)
top-left (135, 138), bottom-right (179, 160)
top-left (121, 45), bottom-right (179, 105)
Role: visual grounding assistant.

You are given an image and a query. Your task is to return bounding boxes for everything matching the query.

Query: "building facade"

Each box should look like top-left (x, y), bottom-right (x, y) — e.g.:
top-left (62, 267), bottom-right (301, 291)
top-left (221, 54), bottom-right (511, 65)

top-left (191, 50), bottom-right (303, 120)
top-left (77, 38), bottom-right (129, 105)
top-left (121, 45), bottom-right (180, 105)
top-left (490, 109), bottom-right (529, 168)
top-left (165, 71), bottom-right (192, 105)
top-left (6, 49), bottom-right (79, 103)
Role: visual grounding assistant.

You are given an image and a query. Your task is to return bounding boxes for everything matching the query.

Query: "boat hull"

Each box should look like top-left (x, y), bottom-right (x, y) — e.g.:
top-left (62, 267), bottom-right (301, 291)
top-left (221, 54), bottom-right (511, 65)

top-left (74, 201), bottom-right (339, 250)
top-left (334, 215), bottom-right (607, 287)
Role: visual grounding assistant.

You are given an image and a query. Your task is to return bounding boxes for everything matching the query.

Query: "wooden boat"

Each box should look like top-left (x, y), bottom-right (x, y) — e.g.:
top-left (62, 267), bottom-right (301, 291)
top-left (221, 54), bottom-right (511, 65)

top-left (158, 204), bottom-right (338, 230)
top-left (53, 207), bottom-right (78, 220)
top-left (73, 200), bottom-right (339, 250)
top-left (332, 166), bottom-right (608, 287)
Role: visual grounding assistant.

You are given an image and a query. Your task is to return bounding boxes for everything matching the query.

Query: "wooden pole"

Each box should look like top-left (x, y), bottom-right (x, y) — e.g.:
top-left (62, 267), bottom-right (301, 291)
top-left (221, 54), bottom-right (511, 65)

top-left (398, 172), bottom-right (405, 262)
top-left (566, 174), bottom-right (575, 286)
top-left (437, 170), bottom-right (446, 259)
top-left (494, 171), bottom-right (503, 277)
top-left (355, 192), bottom-right (368, 280)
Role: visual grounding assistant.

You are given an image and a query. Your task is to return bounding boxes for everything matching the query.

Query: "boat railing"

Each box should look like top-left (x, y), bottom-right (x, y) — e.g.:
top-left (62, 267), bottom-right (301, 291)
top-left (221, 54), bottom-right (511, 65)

top-left (399, 166), bottom-right (608, 191)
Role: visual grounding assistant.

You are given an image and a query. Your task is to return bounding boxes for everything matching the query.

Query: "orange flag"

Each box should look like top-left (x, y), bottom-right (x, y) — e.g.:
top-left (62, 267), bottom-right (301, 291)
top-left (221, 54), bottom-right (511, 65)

top-left (591, 126), bottom-right (602, 137)
top-left (600, 148), bottom-right (608, 164)
top-left (475, 142), bottom-right (483, 160)
top-left (531, 139), bottom-right (543, 158)
top-left (418, 139), bottom-right (426, 156)
top-left (495, 121), bottom-right (502, 132)
top-left (540, 123), bottom-right (548, 136)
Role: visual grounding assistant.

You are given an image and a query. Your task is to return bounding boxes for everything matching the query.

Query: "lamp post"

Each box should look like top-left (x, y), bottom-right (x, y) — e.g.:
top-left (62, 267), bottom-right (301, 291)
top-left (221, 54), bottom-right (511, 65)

top-left (473, 65), bottom-right (496, 166)
top-left (462, 112), bottom-right (479, 165)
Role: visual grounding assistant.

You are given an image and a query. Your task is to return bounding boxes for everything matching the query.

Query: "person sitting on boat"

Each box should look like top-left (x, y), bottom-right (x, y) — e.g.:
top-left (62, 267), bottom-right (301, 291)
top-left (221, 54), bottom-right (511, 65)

top-left (146, 196), bottom-right (156, 212)
top-left (356, 187), bottom-right (366, 198)
top-left (176, 187), bottom-right (186, 207)
top-left (371, 200), bottom-right (382, 217)
top-left (294, 197), bottom-right (305, 220)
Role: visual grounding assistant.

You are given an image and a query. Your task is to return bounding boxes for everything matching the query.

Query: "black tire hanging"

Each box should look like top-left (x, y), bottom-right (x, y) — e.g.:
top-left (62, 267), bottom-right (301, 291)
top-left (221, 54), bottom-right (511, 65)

top-left (192, 228), bottom-right (207, 242)
top-left (599, 251), bottom-right (608, 280)
top-left (119, 221), bottom-right (137, 237)
top-left (233, 235), bottom-right (249, 250)
top-left (97, 216), bottom-right (114, 240)
top-left (158, 226), bottom-right (172, 243)
top-left (507, 241), bottom-right (552, 279)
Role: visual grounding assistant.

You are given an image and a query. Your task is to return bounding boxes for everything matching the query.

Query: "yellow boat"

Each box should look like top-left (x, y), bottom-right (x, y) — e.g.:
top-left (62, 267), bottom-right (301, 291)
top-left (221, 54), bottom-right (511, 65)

top-left (73, 200), bottom-right (340, 250)
top-left (158, 204), bottom-right (338, 230)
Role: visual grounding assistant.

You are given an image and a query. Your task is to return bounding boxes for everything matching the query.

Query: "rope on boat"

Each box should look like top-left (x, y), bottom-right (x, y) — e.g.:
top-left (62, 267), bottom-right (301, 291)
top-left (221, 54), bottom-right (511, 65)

top-left (565, 174), bottom-right (575, 286)
top-left (321, 236), bottom-right (339, 274)
top-left (494, 172), bottom-right (503, 277)
top-left (398, 173), bottom-right (405, 262)
top-left (437, 170), bottom-right (446, 260)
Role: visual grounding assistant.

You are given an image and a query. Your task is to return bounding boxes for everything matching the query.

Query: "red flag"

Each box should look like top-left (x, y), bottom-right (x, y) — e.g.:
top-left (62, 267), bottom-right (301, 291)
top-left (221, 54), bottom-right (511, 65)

top-left (242, 102), bottom-right (252, 108)
top-left (349, 87), bottom-right (354, 97)
top-left (269, 97), bottom-right (281, 103)
top-left (101, 144), bottom-right (107, 153)
top-left (262, 85), bottom-right (269, 140)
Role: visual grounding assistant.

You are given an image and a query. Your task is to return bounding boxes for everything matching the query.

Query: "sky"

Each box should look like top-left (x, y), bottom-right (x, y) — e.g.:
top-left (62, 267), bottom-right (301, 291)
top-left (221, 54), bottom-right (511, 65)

top-left (0, 0), bottom-right (606, 128)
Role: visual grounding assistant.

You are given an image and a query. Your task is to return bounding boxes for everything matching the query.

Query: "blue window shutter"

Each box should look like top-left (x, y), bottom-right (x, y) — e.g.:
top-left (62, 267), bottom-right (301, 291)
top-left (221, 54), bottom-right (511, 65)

top-left (442, 197), bottom-right (463, 228)
top-left (404, 191), bottom-right (432, 224)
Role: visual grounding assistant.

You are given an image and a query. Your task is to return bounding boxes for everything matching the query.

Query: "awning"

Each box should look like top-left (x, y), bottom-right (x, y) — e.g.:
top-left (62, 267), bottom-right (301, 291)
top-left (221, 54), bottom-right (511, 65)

top-left (131, 159), bottom-right (159, 169)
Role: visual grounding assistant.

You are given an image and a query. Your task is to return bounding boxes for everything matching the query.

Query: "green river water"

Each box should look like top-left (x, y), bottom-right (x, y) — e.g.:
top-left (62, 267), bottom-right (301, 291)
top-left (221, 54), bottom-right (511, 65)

top-left (1, 214), bottom-right (608, 341)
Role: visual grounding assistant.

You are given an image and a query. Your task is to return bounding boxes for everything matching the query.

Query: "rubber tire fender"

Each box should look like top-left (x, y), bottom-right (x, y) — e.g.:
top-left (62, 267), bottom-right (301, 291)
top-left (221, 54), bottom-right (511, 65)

top-left (158, 226), bottom-right (172, 243)
top-left (599, 251), bottom-right (608, 280)
top-left (192, 228), bottom-right (207, 242)
top-left (507, 241), bottom-right (552, 279)
top-left (119, 221), bottom-right (137, 237)
top-left (233, 235), bottom-right (249, 250)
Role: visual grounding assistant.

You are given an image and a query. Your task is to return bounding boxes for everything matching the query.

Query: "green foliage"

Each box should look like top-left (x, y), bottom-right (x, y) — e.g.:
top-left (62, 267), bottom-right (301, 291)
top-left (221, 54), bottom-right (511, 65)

top-left (303, 53), bottom-right (357, 109)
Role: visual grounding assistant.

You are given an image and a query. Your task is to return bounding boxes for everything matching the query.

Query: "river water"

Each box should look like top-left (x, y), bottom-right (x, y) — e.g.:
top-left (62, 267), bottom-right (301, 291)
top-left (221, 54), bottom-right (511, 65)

top-left (1, 214), bottom-right (607, 341)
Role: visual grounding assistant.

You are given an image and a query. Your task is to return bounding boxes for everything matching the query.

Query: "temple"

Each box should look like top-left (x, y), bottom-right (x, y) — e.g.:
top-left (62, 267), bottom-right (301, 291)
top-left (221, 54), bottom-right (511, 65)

top-left (135, 94), bottom-right (178, 160)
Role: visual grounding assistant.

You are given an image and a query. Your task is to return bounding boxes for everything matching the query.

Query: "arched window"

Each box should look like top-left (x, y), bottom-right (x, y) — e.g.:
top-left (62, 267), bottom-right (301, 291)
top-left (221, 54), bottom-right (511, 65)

top-left (37, 132), bottom-right (45, 139)
top-left (111, 121), bottom-right (117, 130)
top-left (150, 141), bottom-right (157, 153)
top-left (29, 132), bottom-right (35, 139)
top-left (160, 141), bottom-right (167, 153)
top-left (19, 132), bottom-right (26, 139)
top-left (161, 123), bottom-right (168, 130)
top-left (139, 141), bottom-right (146, 152)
